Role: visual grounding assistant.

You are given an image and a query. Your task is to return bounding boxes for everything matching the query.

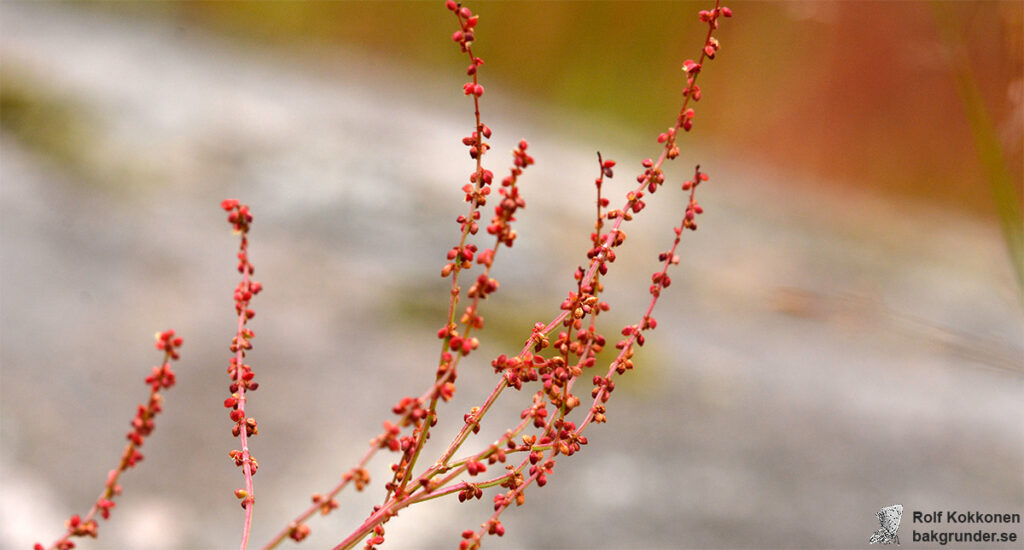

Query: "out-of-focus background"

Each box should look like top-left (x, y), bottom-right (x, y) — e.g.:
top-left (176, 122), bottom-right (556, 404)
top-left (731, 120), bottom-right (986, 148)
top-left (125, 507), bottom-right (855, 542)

top-left (1, 2), bottom-right (1021, 549)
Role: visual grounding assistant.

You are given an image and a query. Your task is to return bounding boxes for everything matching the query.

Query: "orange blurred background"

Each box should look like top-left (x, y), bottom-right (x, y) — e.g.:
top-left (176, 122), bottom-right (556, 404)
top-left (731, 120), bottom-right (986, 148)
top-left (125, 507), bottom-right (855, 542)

top-left (156, 0), bottom-right (1023, 217)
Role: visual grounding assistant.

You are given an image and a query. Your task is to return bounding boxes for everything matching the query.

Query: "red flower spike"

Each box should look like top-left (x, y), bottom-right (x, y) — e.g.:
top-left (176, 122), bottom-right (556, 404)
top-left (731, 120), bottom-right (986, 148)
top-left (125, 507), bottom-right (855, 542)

top-left (45, 331), bottom-right (182, 548)
top-left (220, 201), bottom-right (260, 533)
top-left (199, 4), bottom-right (730, 549)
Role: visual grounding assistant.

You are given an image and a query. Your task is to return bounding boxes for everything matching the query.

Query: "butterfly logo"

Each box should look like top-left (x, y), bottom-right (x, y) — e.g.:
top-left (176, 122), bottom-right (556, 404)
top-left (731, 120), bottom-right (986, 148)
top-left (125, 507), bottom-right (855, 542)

top-left (869, 504), bottom-right (903, 545)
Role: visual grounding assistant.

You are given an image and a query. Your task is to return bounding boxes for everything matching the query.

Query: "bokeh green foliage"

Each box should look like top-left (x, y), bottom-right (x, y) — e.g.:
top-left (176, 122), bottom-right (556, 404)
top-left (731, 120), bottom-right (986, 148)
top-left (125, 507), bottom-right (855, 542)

top-left (933, 1), bottom-right (1024, 304)
top-left (0, 73), bottom-right (92, 169)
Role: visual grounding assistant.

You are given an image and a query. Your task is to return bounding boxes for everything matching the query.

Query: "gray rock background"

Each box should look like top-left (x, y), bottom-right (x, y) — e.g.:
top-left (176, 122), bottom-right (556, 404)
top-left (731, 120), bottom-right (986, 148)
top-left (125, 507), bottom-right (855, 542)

top-left (1, 3), bottom-right (1021, 549)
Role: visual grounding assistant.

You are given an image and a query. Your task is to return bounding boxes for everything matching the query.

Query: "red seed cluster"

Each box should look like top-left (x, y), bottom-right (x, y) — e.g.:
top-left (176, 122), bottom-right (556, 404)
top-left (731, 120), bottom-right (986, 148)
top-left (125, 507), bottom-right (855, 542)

top-left (448, 3), bottom-right (481, 54)
top-left (221, 199), bottom-right (252, 235)
top-left (288, 523), bottom-right (311, 543)
top-left (38, 3), bottom-right (733, 548)
top-left (38, 331), bottom-right (181, 550)
top-left (346, 468), bottom-right (371, 490)
top-left (447, 4), bottom-right (730, 548)
top-left (680, 4), bottom-right (731, 133)
top-left (221, 200), bottom-right (261, 530)
top-left (264, 3), bottom-right (731, 549)
top-left (450, 0), bottom-right (485, 101)
top-left (486, 140), bottom-right (532, 248)
top-left (377, 3), bottom-right (540, 517)
top-left (363, 524), bottom-right (387, 550)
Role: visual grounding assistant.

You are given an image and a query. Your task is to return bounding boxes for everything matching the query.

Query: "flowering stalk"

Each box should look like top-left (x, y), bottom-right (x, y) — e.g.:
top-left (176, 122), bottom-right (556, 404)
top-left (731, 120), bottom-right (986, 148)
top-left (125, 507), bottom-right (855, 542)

top-left (461, 165), bottom-right (710, 549)
top-left (221, 199), bottom-right (263, 550)
top-left (34, 2), bottom-right (732, 549)
top-left (387, 0), bottom-right (528, 504)
top-left (446, 4), bottom-right (730, 547)
top-left (268, 2), bottom-right (730, 548)
top-left (37, 330), bottom-right (182, 550)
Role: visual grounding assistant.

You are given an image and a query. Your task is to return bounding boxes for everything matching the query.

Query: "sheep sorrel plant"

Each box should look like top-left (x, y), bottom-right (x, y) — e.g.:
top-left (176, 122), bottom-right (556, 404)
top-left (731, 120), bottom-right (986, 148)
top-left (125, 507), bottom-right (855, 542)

top-left (36, 331), bottom-right (182, 550)
top-left (37, 1), bottom-right (732, 549)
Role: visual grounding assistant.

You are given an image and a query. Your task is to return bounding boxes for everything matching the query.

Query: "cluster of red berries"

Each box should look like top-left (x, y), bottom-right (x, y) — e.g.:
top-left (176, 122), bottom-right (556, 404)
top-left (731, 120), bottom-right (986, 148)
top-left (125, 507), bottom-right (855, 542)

top-left (448, 0), bottom-right (484, 98)
top-left (37, 331), bottom-right (182, 550)
top-left (38, 2), bottom-right (733, 548)
top-left (681, 5), bottom-right (732, 133)
top-left (487, 140), bottom-right (532, 248)
top-left (460, 5), bottom-right (730, 543)
top-left (221, 200), bottom-right (262, 518)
